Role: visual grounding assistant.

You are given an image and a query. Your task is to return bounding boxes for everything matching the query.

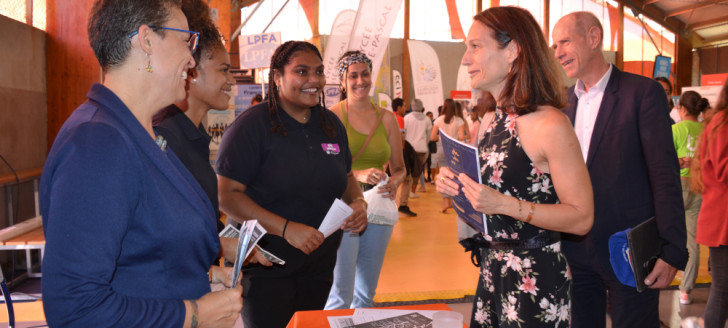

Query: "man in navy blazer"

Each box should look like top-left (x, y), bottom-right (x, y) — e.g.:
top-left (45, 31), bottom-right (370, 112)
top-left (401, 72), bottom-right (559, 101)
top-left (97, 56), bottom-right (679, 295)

top-left (552, 12), bottom-right (687, 327)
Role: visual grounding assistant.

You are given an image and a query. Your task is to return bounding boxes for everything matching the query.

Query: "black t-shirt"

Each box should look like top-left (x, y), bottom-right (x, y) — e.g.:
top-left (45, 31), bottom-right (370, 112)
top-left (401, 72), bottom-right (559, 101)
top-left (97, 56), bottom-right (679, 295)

top-left (216, 102), bottom-right (351, 274)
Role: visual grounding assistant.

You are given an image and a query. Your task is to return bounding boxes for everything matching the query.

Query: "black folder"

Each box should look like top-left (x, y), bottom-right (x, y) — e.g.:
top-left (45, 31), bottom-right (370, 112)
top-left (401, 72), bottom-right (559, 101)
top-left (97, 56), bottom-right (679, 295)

top-left (627, 217), bottom-right (660, 292)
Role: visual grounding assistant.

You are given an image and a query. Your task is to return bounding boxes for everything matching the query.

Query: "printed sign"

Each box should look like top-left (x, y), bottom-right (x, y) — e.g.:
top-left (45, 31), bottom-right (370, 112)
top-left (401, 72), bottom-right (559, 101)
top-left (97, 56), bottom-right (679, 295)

top-left (392, 70), bottom-right (402, 99)
top-left (653, 55), bottom-right (671, 79)
top-left (238, 32), bottom-right (281, 69)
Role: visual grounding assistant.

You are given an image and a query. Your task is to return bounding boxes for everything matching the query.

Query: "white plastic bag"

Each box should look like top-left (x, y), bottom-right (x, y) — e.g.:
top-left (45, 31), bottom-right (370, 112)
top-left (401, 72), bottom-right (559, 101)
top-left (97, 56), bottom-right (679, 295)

top-left (363, 176), bottom-right (399, 225)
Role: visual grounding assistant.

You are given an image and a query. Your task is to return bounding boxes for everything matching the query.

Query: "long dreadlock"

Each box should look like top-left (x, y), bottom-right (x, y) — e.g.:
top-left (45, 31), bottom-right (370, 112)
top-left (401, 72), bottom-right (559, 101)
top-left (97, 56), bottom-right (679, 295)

top-left (267, 41), bottom-right (336, 139)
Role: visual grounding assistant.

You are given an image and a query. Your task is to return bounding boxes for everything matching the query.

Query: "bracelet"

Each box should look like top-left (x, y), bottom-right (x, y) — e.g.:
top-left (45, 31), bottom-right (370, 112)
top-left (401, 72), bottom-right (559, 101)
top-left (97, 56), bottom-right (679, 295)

top-left (517, 199), bottom-right (523, 221)
top-left (282, 219), bottom-right (290, 238)
top-left (353, 196), bottom-right (368, 210)
top-left (190, 300), bottom-right (199, 328)
top-left (525, 202), bottom-right (536, 223)
top-left (208, 267), bottom-right (213, 283)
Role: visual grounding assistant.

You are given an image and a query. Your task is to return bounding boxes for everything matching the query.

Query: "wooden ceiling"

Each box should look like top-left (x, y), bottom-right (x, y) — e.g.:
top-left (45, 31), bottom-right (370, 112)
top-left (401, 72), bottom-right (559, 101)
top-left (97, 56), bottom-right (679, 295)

top-left (617, 0), bottom-right (728, 47)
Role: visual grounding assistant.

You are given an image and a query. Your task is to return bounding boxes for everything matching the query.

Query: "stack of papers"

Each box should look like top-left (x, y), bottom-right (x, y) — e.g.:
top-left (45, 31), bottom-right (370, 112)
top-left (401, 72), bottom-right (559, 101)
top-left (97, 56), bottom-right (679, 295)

top-left (327, 309), bottom-right (440, 328)
top-left (222, 220), bottom-right (266, 287)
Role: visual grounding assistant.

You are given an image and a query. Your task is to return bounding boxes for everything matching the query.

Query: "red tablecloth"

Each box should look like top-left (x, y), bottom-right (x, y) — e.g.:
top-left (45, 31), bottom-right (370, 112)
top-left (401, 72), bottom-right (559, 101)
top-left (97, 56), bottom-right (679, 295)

top-left (286, 303), bottom-right (466, 327)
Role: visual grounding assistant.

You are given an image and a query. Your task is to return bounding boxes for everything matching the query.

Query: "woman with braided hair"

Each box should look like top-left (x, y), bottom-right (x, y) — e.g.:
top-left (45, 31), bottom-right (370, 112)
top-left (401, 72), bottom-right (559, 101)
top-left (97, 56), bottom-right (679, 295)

top-left (325, 50), bottom-right (406, 310)
top-left (216, 41), bottom-right (368, 328)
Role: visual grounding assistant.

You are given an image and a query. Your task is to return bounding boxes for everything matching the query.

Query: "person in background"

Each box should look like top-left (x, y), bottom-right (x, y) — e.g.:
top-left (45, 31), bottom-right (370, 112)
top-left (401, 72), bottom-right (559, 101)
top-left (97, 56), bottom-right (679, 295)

top-left (216, 41), bottom-right (368, 328)
top-left (672, 90), bottom-right (710, 305)
top-left (404, 98), bottom-right (432, 197)
top-left (325, 50), bottom-right (406, 310)
top-left (40, 0), bottom-right (242, 326)
top-left (468, 104), bottom-right (481, 147)
top-left (552, 11), bottom-right (686, 327)
top-left (455, 101), bottom-right (471, 145)
top-left (393, 97), bottom-right (406, 133)
top-left (250, 93), bottom-right (263, 106)
top-left (425, 111), bottom-right (436, 183)
top-left (656, 76), bottom-right (678, 124)
top-left (695, 78), bottom-right (728, 328)
top-left (438, 6), bottom-right (593, 326)
top-left (430, 98), bottom-right (465, 213)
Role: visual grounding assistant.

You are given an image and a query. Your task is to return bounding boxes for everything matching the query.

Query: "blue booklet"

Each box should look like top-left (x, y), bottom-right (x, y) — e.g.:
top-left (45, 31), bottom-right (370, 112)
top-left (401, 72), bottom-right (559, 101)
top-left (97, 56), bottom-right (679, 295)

top-left (440, 129), bottom-right (487, 234)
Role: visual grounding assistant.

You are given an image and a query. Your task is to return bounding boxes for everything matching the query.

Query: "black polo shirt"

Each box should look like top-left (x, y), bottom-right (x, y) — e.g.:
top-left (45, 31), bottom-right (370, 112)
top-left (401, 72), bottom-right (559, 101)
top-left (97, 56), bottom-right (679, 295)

top-left (153, 105), bottom-right (221, 229)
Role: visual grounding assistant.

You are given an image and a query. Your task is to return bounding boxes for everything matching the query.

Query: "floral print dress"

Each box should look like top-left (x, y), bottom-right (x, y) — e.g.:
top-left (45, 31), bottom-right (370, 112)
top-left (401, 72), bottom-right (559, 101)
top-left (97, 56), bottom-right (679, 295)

top-left (470, 108), bottom-right (571, 327)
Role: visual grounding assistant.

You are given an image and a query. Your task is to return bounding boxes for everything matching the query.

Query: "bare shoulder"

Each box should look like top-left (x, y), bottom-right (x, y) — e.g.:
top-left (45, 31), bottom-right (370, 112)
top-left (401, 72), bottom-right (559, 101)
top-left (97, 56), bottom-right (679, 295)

top-left (523, 106), bottom-right (573, 133)
top-left (329, 101), bottom-right (344, 120)
top-left (380, 107), bottom-right (397, 125)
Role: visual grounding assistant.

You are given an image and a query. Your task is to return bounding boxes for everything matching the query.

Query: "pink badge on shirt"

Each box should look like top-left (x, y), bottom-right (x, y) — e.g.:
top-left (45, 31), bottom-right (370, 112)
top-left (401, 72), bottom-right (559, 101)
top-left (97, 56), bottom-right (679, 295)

top-left (321, 143), bottom-right (340, 155)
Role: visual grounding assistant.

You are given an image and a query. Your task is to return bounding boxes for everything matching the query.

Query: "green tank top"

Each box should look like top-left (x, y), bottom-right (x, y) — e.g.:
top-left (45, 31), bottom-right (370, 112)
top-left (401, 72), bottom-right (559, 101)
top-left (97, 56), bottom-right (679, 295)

top-left (672, 120), bottom-right (703, 177)
top-left (341, 103), bottom-right (391, 171)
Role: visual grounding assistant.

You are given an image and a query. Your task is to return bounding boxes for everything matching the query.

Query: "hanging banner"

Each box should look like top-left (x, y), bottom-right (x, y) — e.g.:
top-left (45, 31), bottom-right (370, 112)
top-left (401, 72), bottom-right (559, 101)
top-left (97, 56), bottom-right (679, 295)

top-left (238, 32), bottom-right (281, 69)
top-left (378, 93), bottom-right (392, 111)
top-left (407, 40), bottom-right (444, 117)
top-left (348, 0), bottom-right (403, 96)
top-left (392, 70), bottom-right (403, 99)
top-left (323, 10), bottom-right (357, 85)
top-left (324, 85), bottom-right (341, 109)
top-left (235, 84), bottom-right (269, 117)
top-left (653, 55), bottom-right (671, 79)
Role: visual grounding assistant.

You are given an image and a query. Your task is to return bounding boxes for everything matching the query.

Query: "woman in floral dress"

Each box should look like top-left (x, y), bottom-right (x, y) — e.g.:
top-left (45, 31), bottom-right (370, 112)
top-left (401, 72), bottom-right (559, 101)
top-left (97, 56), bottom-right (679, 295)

top-left (436, 6), bottom-right (594, 327)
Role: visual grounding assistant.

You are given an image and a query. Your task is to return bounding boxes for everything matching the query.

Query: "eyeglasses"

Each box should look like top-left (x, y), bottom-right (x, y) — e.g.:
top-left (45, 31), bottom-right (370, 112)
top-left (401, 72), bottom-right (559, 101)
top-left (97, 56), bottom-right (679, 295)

top-left (129, 26), bottom-right (199, 54)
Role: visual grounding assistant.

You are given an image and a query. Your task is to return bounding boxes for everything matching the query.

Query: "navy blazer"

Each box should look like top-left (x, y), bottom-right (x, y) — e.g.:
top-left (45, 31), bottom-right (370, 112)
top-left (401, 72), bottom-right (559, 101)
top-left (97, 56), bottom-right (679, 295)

top-left (40, 84), bottom-right (220, 327)
top-left (562, 66), bottom-right (687, 271)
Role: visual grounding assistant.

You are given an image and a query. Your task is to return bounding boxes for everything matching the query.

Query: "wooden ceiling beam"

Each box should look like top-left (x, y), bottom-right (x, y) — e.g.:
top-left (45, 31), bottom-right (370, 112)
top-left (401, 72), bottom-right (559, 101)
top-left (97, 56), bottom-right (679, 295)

top-left (665, 1), bottom-right (728, 18)
top-left (688, 15), bottom-right (728, 31)
top-left (625, 0), bottom-right (685, 33)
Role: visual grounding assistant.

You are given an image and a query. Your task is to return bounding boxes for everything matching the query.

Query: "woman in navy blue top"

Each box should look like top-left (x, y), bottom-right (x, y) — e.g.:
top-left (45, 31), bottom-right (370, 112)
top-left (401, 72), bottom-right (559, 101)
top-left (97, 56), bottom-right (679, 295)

top-left (217, 41), bottom-right (368, 328)
top-left (40, 1), bottom-right (242, 326)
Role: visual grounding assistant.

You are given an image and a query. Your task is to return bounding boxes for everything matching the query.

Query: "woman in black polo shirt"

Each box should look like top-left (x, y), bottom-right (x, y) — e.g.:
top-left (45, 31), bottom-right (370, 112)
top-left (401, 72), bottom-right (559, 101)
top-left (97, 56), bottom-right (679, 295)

top-left (216, 41), bottom-right (368, 328)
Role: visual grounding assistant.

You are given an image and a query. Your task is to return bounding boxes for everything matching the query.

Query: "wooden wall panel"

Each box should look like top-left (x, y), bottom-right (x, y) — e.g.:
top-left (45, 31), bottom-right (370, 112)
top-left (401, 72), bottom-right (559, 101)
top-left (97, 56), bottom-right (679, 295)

top-left (675, 35), bottom-right (693, 93)
top-left (0, 15), bottom-right (47, 175)
top-left (45, 0), bottom-right (99, 149)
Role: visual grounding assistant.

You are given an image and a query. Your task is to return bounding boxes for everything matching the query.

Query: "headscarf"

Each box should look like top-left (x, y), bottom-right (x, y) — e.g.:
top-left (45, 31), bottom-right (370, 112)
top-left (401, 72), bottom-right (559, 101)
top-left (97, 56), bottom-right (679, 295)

top-left (336, 51), bottom-right (373, 80)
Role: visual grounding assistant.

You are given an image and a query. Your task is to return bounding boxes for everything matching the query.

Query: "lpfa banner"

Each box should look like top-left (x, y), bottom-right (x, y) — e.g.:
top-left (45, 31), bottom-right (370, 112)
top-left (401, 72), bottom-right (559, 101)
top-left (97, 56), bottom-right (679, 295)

top-left (239, 32), bottom-right (281, 69)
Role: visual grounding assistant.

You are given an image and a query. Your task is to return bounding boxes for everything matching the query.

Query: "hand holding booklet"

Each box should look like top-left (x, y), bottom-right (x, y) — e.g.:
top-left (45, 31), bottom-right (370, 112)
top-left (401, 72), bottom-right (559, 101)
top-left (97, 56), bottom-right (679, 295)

top-left (219, 224), bottom-right (285, 266)
top-left (228, 220), bottom-right (266, 288)
top-left (440, 128), bottom-right (488, 234)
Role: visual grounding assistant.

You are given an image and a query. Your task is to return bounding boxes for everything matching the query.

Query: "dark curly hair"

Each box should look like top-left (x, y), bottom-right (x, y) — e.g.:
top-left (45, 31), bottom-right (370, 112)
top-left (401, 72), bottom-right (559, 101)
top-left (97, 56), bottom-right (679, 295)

top-left (181, 0), bottom-right (224, 68)
top-left (88, 0), bottom-right (182, 72)
top-left (267, 41), bottom-right (336, 139)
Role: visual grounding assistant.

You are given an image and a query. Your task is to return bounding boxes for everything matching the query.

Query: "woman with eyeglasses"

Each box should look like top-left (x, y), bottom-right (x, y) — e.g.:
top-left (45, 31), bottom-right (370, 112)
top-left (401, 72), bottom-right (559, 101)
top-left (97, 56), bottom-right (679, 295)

top-left (39, 0), bottom-right (242, 326)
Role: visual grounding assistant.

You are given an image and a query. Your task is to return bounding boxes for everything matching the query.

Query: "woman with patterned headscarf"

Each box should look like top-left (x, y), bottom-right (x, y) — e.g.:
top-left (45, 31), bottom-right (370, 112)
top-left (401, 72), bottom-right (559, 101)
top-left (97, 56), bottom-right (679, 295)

top-left (325, 51), bottom-right (406, 309)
